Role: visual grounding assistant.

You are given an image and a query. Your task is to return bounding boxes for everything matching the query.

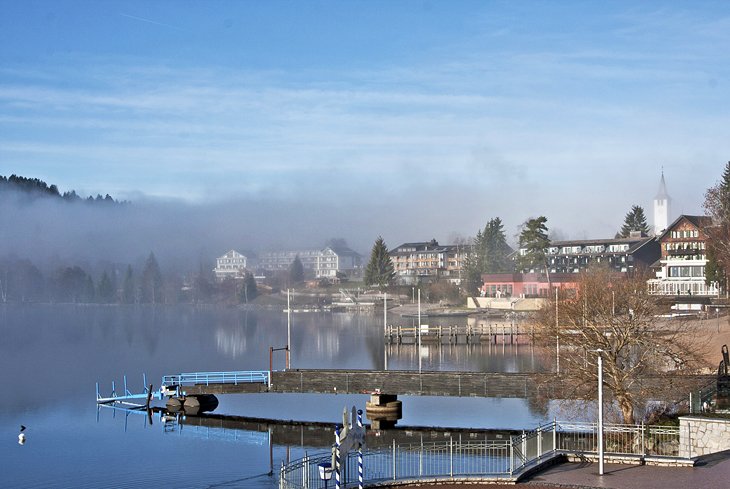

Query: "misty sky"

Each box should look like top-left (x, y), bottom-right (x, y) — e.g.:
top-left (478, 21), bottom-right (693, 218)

top-left (2, 1), bottom-right (730, 260)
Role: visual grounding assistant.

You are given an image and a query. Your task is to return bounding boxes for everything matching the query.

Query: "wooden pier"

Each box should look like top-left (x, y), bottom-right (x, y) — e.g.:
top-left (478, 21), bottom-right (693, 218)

top-left (385, 323), bottom-right (531, 345)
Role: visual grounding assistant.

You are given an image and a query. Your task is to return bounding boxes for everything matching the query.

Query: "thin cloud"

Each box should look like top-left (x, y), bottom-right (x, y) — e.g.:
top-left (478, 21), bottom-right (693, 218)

top-left (118, 12), bottom-right (183, 31)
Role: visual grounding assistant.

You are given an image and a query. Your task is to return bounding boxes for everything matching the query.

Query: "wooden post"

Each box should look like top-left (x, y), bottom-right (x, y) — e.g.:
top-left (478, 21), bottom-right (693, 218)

top-left (146, 384), bottom-right (153, 409)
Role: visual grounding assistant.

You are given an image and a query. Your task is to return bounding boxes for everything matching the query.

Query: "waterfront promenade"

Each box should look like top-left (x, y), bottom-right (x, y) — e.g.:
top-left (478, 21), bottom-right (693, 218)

top-left (378, 452), bottom-right (730, 488)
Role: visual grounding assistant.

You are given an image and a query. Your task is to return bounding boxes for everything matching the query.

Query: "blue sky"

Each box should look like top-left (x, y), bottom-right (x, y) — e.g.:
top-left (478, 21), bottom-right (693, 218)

top-left (1, 1), bottom-right (730, 248)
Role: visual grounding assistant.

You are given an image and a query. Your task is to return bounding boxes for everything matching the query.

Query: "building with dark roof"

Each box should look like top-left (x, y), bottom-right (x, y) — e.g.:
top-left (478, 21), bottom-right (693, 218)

top-left (389, 239), bottom-right (467, 285)
top-left (647, 215), bottom-right (718, 297)
top-left (482, 235), bottom-right (660, 298)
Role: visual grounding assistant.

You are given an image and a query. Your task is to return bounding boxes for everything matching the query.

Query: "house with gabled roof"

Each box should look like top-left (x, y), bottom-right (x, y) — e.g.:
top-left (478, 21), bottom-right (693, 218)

top-left (647, 215), bottom-right (718, 297)
top-left (213, 250), bottom-right (249, 281)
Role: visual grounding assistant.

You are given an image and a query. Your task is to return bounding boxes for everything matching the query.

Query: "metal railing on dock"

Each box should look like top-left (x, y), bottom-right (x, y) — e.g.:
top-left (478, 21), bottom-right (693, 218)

top-left (162, 370), bottom-right (269, 387)
top-left (279, 420), bottom-right (683, 488)
top-left (385, 323), bottom-right (530, 345)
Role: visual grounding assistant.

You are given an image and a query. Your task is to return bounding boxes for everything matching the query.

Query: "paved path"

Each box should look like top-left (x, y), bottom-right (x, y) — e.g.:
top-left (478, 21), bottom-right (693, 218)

top-left (524, 452), bottom-right (730, 488)
top-left (381, 451), bottom-right (730, 488)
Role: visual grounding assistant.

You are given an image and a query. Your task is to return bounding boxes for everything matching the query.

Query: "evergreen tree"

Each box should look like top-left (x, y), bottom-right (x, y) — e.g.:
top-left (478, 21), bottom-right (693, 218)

top-left (122, 265), bottom-right (135, 304)
top-left (462, 231), bottom-right (484, 295)
top-left (239, 272), bottom-right (258, 303)
top-left (98, 271), bottom-right (115, 303)
top-left (516, 217), bottom-right (550, 275)
top-left (141, 252), bottom-right (163, 303)
top-left (483, 217), bottom-right (511, 273)
top-left (704, 161), bottom-right (730, 293)
top-left (364, 236), bottom-right (395, 289)
top-left (462, 217), bottom-right (512, 295)
top-left (288, 255), bottom-right (304, 284)
top-left (83, 276), bottom-right (95, 303)
top-left (618, 205), bottom-right (650, 237)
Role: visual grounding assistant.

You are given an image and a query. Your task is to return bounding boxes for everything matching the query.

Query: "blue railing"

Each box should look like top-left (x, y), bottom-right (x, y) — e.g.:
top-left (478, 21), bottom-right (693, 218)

top-left (162, 370), bottom-right (269, 387)
top-left (96, 374), bottom-right (162, 404)
top-left (279, 420), bottom-right (684, 488)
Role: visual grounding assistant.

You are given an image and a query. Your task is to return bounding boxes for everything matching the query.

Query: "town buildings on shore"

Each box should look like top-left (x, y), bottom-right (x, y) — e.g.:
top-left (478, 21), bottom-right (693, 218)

top-left (214, 173), bottom-right (719, 300)
top-left (213, 246), bottom-right (362, 282)
top-left (389, 239), bottom-right (467, 286)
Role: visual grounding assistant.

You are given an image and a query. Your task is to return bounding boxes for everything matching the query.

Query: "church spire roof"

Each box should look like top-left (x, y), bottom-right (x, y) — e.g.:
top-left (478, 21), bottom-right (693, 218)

top-left (655, 171), bottom-right (669, 200)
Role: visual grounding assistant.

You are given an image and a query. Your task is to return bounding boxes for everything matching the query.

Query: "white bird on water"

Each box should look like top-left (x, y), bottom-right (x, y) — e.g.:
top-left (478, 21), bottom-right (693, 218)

top-left (18, 425), bottom-right (26, 445)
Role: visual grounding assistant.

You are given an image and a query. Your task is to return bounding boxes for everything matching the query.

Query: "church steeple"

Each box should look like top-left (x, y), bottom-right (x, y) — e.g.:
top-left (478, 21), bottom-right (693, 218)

top-left (653, 170), bottom-right (671, 235)
top-left (655, 171), bottom-right (669, 200)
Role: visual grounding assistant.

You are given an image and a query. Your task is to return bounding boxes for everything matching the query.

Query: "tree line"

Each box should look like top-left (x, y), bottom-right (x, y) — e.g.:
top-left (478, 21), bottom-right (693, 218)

top-left (0, 252), bottom-right (258, 305)
top-left (0, 174), bottom-right (124, 205)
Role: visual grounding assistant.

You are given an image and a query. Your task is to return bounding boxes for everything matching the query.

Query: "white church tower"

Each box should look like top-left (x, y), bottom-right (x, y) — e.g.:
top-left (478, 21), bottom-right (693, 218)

top-left (653, 171), bottom-right (671, 235)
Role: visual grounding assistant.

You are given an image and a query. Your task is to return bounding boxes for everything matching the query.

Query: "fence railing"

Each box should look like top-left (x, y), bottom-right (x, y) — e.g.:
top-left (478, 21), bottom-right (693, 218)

top-left (279, 420), bottom-right (681, 488)
top-left (161, 370), bottom-right (269, 386)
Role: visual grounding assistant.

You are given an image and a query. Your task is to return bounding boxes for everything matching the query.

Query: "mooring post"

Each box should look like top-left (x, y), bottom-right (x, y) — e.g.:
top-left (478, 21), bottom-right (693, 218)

top-left (146, 384), bottom-right (153, 409)
top-left (302, 453), bottom-right (309, 489)
top-left (357, 409), bottom-right (364, 489)
top-left (392, 439), bottom-right (397, 480)
top-left (335, 426), bottom-right (341, 489)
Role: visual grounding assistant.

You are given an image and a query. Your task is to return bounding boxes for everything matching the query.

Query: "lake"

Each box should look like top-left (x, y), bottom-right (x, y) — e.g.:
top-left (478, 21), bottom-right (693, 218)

top-left (1, 304), bottom-right (557, 488)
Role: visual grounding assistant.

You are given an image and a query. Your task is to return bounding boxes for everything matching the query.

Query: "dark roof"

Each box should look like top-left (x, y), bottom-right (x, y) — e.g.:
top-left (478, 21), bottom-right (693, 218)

top-left (656, 215), bottom-right (712, 241)
top-left (549, 236), bottom-right (647, 247)
top-left (326, 246), bottom-right (361, 257)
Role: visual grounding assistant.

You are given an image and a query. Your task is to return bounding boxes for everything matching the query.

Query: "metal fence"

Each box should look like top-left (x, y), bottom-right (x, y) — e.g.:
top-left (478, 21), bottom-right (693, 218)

top-left (279, 420), bottom-right (681, 488)
top-left (161, 370), bottom-right (269, 386)
top-left (556, 421), bottom-right (680, 458)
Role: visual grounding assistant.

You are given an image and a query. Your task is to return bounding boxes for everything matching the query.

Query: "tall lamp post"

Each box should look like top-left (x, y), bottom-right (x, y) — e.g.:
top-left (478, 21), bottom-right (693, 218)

top-left (555, 287), bottom-right (560, 374)
top-left (418, 288), bottom-right (422, 373)
top-left (595, 349), bottom-right (604, 475)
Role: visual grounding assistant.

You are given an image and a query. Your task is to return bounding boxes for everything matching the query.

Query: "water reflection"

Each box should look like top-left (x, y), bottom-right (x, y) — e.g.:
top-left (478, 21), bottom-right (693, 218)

top-left (0, 304), bottom-right (556, 488)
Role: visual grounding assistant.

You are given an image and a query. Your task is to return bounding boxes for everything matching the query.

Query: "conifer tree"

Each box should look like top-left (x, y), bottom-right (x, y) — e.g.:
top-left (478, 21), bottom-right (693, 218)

top-left (462, 218), bottom-right (511, 295)
top-left (98, 271), bottom-right (115, 303)
top-left (516, 217), bottom-right (550, 275)
top-left (288, 255), bottom-right (304, 284)
top-left (364, 236), bottom-right (395, 289)
top-left (122, 265), bottom-right (135, 304)
top-left (704, 161), bottom-right (730, 292)
top-left (141, 252), bottom-right (163, 303)
top-left (617, 205), bottom-right (650, 237)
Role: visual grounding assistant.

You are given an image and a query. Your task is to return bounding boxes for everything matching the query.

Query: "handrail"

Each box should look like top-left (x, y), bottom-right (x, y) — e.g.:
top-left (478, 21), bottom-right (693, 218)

top-left (162, 370), bottom-right (269, 386)
top-left (279, 420), bottom-right (684, 488)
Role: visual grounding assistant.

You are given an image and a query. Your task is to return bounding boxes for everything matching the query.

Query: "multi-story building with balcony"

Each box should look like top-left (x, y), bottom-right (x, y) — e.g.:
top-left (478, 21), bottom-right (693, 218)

top-left (482, 235), bottom-right (660, 298)
top-left (647, 215), bottom-right (718, 297)
top-left (315, 246), bottom-right (362, 279)
top-left (213, 250), bottom-right (249, 281)
top-left (390, 239), bottom-right (466, 285)
top-left (258, 247), bottom-right (361, 280)
top-left (542, 235), bottom-right (659, 275)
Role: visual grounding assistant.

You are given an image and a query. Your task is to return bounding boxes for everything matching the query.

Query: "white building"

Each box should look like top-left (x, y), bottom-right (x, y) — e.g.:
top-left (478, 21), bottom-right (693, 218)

top-left (647, 215), bottom-right (719, 297)
top-left (316, 246), bottom-right (361, 279)
top-left (653, 172), bottom-right (671, 235)
top-left (213, 250), bottom-right (248, 281)
top-left (259, 247), bottom-right (361, 279)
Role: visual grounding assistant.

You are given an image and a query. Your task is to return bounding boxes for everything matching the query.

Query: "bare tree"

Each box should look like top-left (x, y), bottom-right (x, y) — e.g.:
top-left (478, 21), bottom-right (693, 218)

top-left (534, 266), bottom-right (708, 424)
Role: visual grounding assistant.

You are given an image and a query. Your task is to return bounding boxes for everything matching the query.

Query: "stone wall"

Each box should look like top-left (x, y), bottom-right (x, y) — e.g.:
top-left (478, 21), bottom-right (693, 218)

top-left (679, 416), bottom-right (730, 458)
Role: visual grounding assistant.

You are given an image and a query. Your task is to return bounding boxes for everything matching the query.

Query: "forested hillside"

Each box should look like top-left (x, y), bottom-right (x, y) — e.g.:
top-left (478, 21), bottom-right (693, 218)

top-left (0, 174), bottom-right (123, 204)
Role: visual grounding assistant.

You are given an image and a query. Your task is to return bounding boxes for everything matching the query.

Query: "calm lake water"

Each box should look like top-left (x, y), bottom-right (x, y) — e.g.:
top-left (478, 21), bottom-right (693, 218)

top-left (1, 304), bottom-right (557, 488)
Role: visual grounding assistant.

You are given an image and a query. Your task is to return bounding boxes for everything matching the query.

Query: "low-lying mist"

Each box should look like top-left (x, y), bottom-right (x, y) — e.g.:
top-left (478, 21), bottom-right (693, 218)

top-left (0, 187), bottom-right (479, 274)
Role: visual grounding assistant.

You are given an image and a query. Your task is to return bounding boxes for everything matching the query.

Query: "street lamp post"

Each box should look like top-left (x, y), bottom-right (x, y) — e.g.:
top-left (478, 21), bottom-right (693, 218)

top-left (596, 349), bottom-right (604, 476)
top-left (555, 287), bottom-right (560, 374)
top-left (418, 288), bottom-right (422, 373)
